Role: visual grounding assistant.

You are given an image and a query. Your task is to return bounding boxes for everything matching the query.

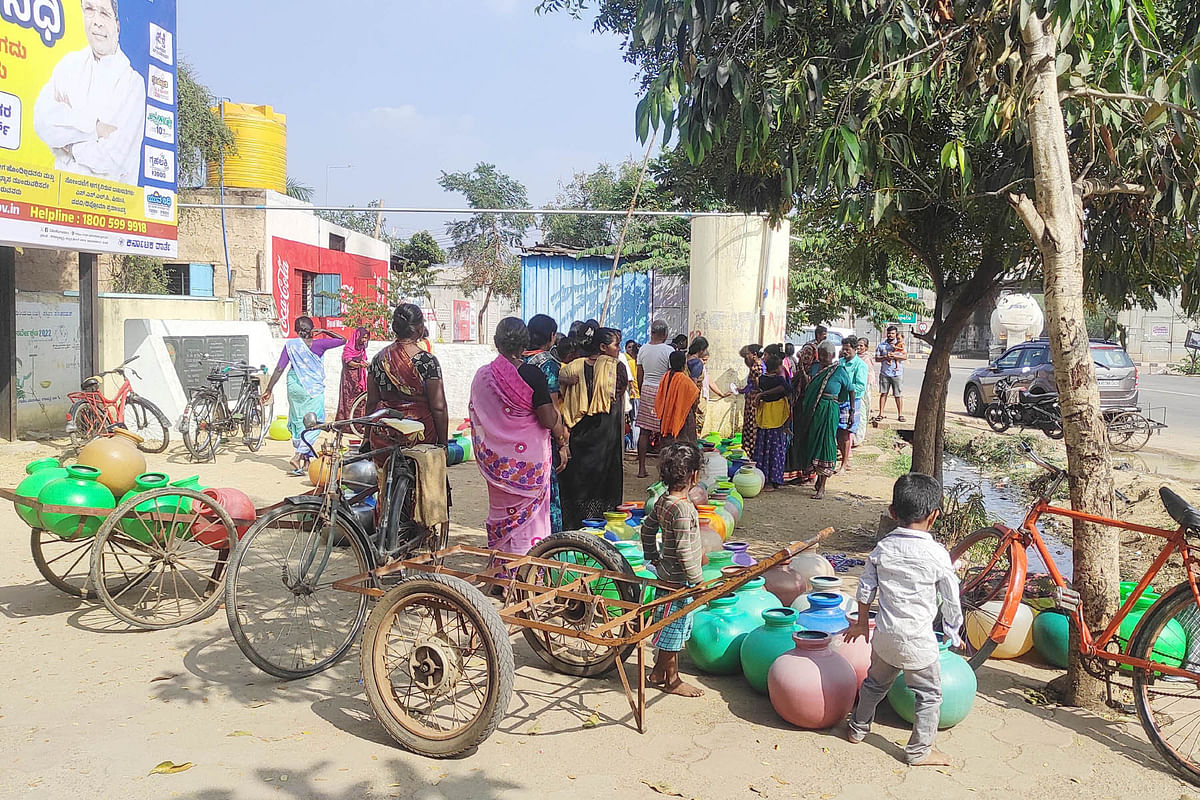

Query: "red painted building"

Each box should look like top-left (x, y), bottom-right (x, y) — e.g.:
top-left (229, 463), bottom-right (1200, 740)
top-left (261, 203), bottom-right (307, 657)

top-left (271, 236), bottom-right (389, 336)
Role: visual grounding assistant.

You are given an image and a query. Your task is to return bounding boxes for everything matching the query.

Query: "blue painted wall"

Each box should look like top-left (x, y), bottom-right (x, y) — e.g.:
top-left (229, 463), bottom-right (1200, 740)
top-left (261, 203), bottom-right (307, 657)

top-left (521, 254), bottom-right (651, 343)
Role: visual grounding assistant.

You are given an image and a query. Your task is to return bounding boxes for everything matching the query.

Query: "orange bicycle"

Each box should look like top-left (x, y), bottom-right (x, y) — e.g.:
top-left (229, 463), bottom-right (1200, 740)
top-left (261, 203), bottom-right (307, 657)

top-left (65, 355), bottom-right (170, 453)
top-left (952, 443), bottom-right (1200, 783)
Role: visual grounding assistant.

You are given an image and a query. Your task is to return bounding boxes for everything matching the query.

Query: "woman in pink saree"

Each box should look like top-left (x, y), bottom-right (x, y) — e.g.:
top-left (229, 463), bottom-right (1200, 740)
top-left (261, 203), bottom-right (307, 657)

top-left (336, 326), bottom-right (369, 420)
top-left (470, 318), bottom-right (570, 555)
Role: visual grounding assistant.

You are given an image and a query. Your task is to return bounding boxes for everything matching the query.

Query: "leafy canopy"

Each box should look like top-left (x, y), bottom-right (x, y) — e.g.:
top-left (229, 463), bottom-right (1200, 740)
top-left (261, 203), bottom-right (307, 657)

top-left (543, 159), bottom-right (691, 275)
top-left (177, 62), bottom-right (234, 187)
top-left (439, 163), bottom-right (532, 302)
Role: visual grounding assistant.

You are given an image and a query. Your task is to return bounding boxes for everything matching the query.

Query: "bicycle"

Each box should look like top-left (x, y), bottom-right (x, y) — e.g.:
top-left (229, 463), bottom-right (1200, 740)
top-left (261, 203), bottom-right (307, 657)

top-left (180, 359), bottom-right (270, 462)
top-left (223, 408), bottom-right (447, 679)
top-left (66, 356), bottom-right (170, 453)
top-left (950, 442), bottom-right (1200, 784)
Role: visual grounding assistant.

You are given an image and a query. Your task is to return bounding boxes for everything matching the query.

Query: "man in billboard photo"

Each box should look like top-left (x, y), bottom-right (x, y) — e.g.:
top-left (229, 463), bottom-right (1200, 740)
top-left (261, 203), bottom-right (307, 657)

top-left (32, 0), bottom-right (146, 185)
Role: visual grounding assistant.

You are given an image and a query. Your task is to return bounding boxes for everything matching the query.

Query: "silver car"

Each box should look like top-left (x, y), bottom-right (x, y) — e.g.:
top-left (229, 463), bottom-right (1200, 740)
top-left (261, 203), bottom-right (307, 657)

top-left (963, 340), bottom-right (1139, 417)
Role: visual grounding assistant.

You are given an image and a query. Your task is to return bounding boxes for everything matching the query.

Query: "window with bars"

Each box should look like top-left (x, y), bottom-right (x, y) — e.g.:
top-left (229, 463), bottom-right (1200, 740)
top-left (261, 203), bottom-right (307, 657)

top-left (301, 271), bottom-right (342, 317)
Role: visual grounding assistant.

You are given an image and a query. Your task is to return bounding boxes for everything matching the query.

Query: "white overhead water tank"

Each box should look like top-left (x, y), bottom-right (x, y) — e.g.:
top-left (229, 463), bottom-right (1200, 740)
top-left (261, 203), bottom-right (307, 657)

top-left (990, 293), bottom-right (1044, 357)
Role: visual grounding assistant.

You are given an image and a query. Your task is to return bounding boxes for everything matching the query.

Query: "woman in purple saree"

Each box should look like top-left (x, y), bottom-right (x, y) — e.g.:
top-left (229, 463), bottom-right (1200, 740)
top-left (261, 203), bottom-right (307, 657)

top-left (470, 318), bottom-right (570, 555)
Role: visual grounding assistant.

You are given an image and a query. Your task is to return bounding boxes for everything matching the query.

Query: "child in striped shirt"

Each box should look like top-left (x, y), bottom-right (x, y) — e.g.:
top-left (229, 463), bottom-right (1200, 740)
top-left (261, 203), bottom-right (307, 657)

top-left (641, 441), bottom-right (705, 697)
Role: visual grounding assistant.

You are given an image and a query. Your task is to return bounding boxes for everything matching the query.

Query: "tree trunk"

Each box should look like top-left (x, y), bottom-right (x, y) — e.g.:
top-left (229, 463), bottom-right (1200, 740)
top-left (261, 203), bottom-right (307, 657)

top-left (911, 296), bottom-right (986, 484)
top-left (476, 285), bottom-right (494, 344)
top-left (1021, 15), bottom-right (1118, 712)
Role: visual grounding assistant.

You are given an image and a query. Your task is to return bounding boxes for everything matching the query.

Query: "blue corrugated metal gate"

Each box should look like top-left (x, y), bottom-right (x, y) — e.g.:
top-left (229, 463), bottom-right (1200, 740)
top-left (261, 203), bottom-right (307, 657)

top-left (521, 254), bottom-right (651, 343)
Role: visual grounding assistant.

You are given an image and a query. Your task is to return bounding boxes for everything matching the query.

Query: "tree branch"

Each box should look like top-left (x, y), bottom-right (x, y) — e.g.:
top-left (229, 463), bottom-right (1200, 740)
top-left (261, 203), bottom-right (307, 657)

top-left (1008, 192), bottom-right (1050, 246)
top-left (1060, 87), bottom-right (1200, 122)
top-left (1077, 179), bottom-right (1150, 198)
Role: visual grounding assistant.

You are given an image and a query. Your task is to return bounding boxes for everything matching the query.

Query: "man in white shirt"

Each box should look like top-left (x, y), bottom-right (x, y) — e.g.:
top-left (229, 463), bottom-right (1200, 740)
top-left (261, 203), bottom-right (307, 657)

top-left (33, 0), bottom-right (146, 185)
top-left (843, 472), bottom-right (963, 767)
top-left (635, 319), bottom-right (674, 478)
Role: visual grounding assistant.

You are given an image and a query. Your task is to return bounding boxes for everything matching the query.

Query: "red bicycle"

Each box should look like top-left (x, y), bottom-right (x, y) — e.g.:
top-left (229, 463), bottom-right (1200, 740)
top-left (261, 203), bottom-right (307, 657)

top-left (952, 443), bottom-right (1200, 783)
top-left (66, 356), bottom-right (170, 453)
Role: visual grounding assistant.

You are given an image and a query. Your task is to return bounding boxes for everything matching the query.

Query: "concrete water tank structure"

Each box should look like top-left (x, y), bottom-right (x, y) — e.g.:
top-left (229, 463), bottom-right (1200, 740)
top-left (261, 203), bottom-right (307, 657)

top-left (688, 216), bottom-right (791, 435)
top-left (206, 103), bottom-right (287, 193)
top-left (989, 293), bottom-right (1045, 359)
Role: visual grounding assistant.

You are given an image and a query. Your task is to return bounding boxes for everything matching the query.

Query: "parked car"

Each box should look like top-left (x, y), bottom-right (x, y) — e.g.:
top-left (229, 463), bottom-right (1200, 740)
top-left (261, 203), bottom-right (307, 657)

top-left (963, 339), bottom-right (1138, 417)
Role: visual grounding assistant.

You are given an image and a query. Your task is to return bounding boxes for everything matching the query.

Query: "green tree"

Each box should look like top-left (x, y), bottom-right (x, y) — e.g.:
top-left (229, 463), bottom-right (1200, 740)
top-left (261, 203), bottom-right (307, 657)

top-left (438, 163), bottom-right (532, 342)
top-left (546, 0), bottom-right (1200, 708)
top-left (543, 159), bottom-right (691, 276)
top-left (788, 211), bottom-right (929, 330)
top-left (285, 177), bottom-right (314, 203)
top-left (110, 255), bottom-right (167, 294)
top-left (177, 62), bottom-right (234, 187)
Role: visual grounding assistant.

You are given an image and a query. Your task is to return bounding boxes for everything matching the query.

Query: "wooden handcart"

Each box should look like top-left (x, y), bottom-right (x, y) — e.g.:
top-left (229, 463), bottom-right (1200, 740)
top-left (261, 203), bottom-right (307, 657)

top-left (331, 527), bottom-right (833, 758)
top-left (3, 485), bottom-right (254, 630)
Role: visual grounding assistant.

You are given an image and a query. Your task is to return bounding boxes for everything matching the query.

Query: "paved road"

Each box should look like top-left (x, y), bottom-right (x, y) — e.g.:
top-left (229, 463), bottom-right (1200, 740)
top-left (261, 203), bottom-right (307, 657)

top-left (903, 357), bottom-right (1200, 453)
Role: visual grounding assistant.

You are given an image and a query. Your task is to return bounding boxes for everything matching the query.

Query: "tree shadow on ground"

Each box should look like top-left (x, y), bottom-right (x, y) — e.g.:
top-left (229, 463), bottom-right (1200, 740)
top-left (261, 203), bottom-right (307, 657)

top-left (977, 664), bottom-right (1175, 779)
top-left (172, 757), bottom-right (523, 800)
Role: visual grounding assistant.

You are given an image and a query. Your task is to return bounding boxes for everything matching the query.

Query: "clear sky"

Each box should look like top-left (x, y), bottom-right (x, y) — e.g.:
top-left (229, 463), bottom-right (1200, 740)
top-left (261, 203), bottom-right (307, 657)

top-left (178, 0), bottom-right (646, 245)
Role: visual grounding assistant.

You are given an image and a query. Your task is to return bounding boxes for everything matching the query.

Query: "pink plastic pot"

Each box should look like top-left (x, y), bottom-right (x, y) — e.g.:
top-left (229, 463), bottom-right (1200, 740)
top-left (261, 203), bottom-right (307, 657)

top-left (762, 558), bottom-right (808, 607)
top-left (767, 631), bottom-right (858, 730)
top-left (191, 487), bottom-right (256, 549)
top-left (831, 610), bottom-right (876, 686)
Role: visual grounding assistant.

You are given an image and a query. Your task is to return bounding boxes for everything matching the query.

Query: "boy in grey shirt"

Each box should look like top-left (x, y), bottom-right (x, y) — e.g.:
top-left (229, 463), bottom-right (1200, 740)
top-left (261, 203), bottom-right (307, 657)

top-left (843, 472), bottom-right (963, 767)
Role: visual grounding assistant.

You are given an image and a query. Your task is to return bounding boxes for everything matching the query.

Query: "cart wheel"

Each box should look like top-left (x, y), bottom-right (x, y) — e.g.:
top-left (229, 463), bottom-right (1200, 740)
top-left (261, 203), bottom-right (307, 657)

top-left (1107, 410), bottom-right (1151, 453)
top-left (31, 527), bottom-right (104, 599)
top-left (361, 573), bottom-right (513, 758)
top-left (90, 488), bottom-right (232, 629)
top-left (516, 531), bottom-right (640, 677)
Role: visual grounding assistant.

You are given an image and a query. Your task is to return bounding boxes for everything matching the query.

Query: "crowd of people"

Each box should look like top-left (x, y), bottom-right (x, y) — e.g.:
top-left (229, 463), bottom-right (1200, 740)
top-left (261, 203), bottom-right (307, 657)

top-left (261, 306), bottom-right (909, 554)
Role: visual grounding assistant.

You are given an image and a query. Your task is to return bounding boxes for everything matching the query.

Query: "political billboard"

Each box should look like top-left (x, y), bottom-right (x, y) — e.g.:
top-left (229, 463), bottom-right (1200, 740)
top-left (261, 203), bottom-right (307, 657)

top-left (0, 0), bottom-right (178, 256)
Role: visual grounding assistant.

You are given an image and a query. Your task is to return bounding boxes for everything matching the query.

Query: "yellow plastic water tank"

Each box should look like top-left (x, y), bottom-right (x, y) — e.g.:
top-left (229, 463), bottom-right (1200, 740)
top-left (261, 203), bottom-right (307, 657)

top-left (206, 102), bottom-right (287, 193)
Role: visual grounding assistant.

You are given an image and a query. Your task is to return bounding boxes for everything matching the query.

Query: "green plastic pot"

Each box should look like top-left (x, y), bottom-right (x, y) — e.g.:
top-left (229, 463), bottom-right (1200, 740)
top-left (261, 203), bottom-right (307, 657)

top-left (701, 549), bottom-right (735, 582)
top-left (14, 458), bottom-right (69, 528)
top-left (723, 572), bottom-right (780, 622)
top-left (1116, 588), bottom-right (1187, 671)
top-left (37, 465), bottom-right (115, 539)
top-left (888, 634), bottom-right (977, 729)
top-left (1032, 610), bottom-right (1071, 669)
top-left (119, 472), bottom-right (188, 544)
top-left (687, 594), bottom-right (759, 675)
top-left (740, 607), bottom-right (800, 693)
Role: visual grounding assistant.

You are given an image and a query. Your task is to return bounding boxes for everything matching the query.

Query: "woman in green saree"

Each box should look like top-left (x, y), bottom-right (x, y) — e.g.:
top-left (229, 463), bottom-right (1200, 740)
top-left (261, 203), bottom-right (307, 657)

top-left (801, 340), bottom-right (856, 499)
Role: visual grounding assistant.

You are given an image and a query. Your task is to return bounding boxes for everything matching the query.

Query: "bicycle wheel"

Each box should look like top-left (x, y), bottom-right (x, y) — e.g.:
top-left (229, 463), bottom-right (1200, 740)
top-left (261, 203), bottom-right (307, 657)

top-left (182, 393), bottom-right (220, 462)
top-left (125, 397), bottom-right (170, 454)
top-left (1132, 582), bottom-right (1200, 786)
top-left (949, 527), bottom-right (1023, 668)
top-left (1107, 411), bottom-right (1151, 453)
top-left (361, 573), bottom-right (514, 757)
top-left (241, 398), bottom-right (267, 452)
top-left (30, 527), bottom-right (147, 599)
top-left (225, 503), bottom-right (373, 679)
top-left (516, 531), bottom-right (639, 677)
top-left (67, 399), bottom-right (107, 451)
top-left (348, 393), bottom-right (369, 437)
top-left (984, 403), bottom-right (1011, 433)
top-left (91, 488), bottom-right (231, 629)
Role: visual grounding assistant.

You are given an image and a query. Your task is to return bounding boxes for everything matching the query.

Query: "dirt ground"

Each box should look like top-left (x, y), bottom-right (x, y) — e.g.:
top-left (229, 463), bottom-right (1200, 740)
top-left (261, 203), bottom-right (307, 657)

top-left (0, 431), bottom-right (1196, 799)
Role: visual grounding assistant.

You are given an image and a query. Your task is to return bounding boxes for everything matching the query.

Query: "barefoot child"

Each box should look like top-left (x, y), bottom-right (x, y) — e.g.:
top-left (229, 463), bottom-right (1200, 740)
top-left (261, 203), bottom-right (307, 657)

top-left (843, 472), bottom-right (963, 766)
top-left (640, 442), bottom-right (705, 697)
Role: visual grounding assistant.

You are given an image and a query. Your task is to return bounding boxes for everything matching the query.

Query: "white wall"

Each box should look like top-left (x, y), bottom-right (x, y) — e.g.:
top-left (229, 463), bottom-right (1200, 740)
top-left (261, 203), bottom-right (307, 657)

top-left (317, 341), bottom-right (497, 427)
top-left (262, 191), bottom-right (390, 261)
top-left (124, 320), bottom-right (282, 428)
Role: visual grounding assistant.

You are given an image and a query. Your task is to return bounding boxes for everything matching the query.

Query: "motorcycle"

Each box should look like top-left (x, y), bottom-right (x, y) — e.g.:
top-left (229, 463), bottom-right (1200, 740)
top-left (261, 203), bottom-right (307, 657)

top-left (984, 376), bottom-right (1064, 440)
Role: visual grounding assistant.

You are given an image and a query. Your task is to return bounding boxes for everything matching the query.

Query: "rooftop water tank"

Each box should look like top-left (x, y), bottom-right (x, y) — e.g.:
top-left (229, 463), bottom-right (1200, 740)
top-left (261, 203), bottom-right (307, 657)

top-left (207, 102), bottom-right (287, 193)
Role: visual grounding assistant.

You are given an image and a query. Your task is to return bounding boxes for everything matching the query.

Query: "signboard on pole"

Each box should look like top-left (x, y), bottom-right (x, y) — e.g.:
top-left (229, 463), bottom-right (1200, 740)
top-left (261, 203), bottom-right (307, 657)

top-left (894, 291), bottom-right (919, 324)
top-left (0, 0), bottom-right (178, 256)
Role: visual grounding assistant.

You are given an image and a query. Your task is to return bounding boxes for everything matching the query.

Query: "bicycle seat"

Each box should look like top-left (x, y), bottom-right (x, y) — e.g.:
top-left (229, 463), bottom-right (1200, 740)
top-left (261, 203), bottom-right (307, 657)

top-left (1160, 487), bottom-right (1200, 531)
